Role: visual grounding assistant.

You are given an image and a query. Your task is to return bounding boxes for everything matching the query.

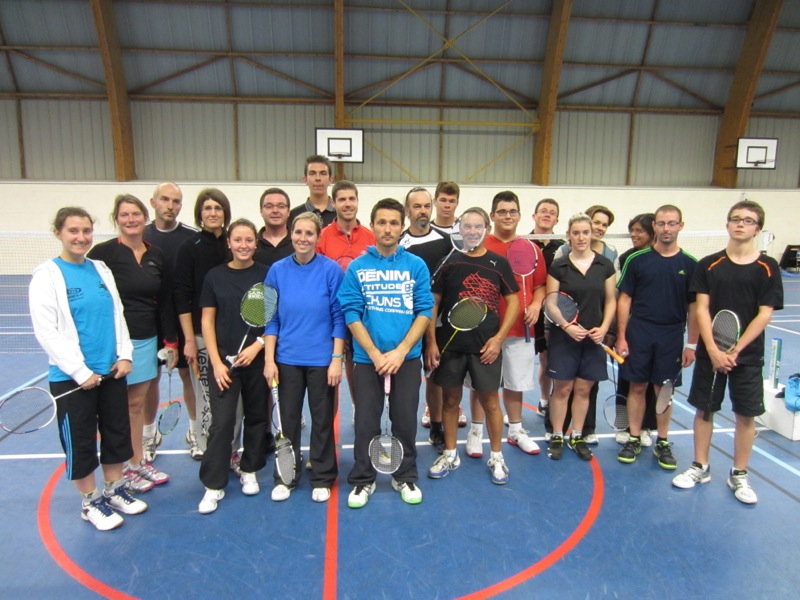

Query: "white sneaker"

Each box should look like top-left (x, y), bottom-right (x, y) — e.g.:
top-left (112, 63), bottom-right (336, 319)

top-left (615, 430), bottom-right (630, 444)
top-left (544, 431), bottom-right (552, 441)
top-left (312, 487), bottom-right (331, 503)
top-left (347, 482), bottom-right (376, 508)
top-left (672, 463), bottom-right (711, 489)
top-left (122, 465), bottom-right (155, 493)
top-left (727, 470), bottom-right (757, 504)
top-left (427, 451), bottom-right (461, 479)
top-left (142, 431), bottom-right (163, 463)
top-left (488, 455), bottom-right (509, 485)
top-left (457, 406), bottom-right (467, 427)
top-left (392, 479), bottom-right (422, 504)
top-left (198, 488), bottom-right (225, 514)
top-left (81, 495), bottom-right (124, 531)
top-left (507, 428), bottom-right (541, 455)
top-left (185, 430), bottom-right (203, 460)
top-left (465, 429), bottom-right (483, 457)
top-left (137, 460), bottom-right (170, 485)
top-left (240, 472), bottom-right (259, 496)
top-left (640, 430), bottom-right (653, 447)
top-left (300, 414), bottom-right (307, 429)
top-left (271, 484), bottom-right (292, 502)
top-left (421, 404), bottom-right (431, 427)
top-left (503, 414), bottom-right (509, 426)
top-left (104, 483), bottom-right (148, 515)
top-left (583, 433), bottom-right (599, 445)
top-left (230, 451), bottom-right (242, 476)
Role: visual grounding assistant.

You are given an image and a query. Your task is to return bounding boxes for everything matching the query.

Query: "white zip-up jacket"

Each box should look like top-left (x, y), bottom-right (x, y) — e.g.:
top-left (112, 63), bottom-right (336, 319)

top-left (29, 258), bottom-right (133, 385)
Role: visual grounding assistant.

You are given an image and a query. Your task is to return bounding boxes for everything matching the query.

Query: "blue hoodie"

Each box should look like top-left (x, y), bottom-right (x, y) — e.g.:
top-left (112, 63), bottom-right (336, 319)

top-left (337, 245), bottom-right (433, 364)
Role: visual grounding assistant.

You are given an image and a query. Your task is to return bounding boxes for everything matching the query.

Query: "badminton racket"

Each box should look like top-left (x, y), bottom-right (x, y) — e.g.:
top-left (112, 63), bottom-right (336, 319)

top-left (543, 291), bottom-right (625, 364)
top-left (0, 371), bottom-right (114, 434)
top-left (271, 379), bottom-right (295, 485)
top-left (603, 393), bottom-right (629, 431)
top-left (369, 374), bottom-right (403, 474)
top-left (226, 283), bottom-right (279, 366)
top-left (704, 309), bottom-right (741, 421)
top-left (429, 214), bottom-right (487, 282)
top-left (655, 363), bottom-right (684, 416)
top-left (507, 238), bottom-right (539, 343)
top-left (439, 297), bottom-right (488, 355)
top-left (155, 348), bottom-right (182, 434)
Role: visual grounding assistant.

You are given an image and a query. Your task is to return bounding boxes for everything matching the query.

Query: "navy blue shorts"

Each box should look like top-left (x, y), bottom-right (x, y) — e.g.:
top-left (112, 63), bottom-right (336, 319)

top-left (545, 328), bottom-right (608, 382)
top-left (619, 319), bottom-right (684, 387)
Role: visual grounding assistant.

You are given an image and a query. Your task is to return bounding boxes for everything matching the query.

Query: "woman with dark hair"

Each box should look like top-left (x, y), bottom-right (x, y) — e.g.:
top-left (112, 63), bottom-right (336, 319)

top-left (88, 194), bottom-right (176, 492)
top-left (174, 188), bottom-right (232, 459)
top-left (30, 207), bottom-right (143, 531)
top-left (197, 219), bottom-right (271, 513)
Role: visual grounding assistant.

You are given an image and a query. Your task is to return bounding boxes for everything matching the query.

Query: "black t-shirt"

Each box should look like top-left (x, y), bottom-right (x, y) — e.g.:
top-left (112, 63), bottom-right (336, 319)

top-left (174, 230), bottom-right (230, 331)
top-left (431, 250), bottom-right (519, 353)
top-left (400, 227), bottom-right (452, 276)
top-left (532, 236), bottom-right (566, 270)
top-left (253, 227), bottom-right (294, 267)
top-left (549, 253), bottom-right (616, 330)
top-left (289, 199), bottom-right (336, 230)
top-left (690, 250), bottom-right (783, 365)
top-left (199, 262), bottom-right (270, 365)
top-left (87, 238), bottom-right (174, 340)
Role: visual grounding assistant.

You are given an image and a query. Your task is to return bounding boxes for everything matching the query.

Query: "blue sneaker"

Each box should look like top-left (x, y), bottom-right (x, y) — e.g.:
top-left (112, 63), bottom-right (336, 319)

top-left (487, 455), bottom-right (509, 485)
top-left (427, 451), bottom-right (460, 479)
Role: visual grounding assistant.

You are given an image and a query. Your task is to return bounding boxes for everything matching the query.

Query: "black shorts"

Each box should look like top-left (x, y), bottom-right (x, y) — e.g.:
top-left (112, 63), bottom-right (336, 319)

top-left (534, 317), bottom-right (548, 354)
top-left (434, 351), bottom-right (502, 393)
top-left (619, 320), bottom-right (684, 386)
top-left (545, 328), bottom-right (608, 382)
top-left (53, 376), bottom-right (132, 480)
top-left (687, 357), bottom-right (764, 417)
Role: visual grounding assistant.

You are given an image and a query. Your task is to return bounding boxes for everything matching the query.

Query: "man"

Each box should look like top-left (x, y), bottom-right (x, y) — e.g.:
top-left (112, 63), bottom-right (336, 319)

top-left (466, 192), bottom-right (546, 458)
top-left (254, 187), bottom-right (294, 266)
top-left (530, 198), bottom-right (565, 422)
top-left (399, 187), bottom-right (454, 453)
top-left (431, 181), bottom-right (460, 233)
top-left (672, 200), bottom-right (782, 505)
top-left (337, 198), bottom-right (433, 508)
top-left (615, 205), bottom-right (699, 470)
top-left (419, 181), bottom-right (467, 432)
top-left (426, 208), bottom-right (519, 485)
top-left (289, 154), bottom-right (336, 229)
top-left (142, 182), bottom-right (199, 459)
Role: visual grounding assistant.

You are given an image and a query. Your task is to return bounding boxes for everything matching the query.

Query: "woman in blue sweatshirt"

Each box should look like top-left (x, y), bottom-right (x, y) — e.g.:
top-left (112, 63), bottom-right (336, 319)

top-left (264, 212), bottom-right (347, 503)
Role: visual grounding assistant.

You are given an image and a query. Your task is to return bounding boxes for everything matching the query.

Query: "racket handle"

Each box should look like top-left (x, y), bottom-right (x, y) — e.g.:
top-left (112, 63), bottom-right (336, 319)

top-left (601, 343), bottom-right (625, 364)
top-left (384, 374), bottom-right (391, 395)
top-left (524, 324), bottom-right (531, 343)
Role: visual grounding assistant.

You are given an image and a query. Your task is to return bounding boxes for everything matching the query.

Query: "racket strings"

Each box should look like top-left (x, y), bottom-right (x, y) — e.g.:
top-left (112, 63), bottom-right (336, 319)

top-left (545, 293), bottom-right (578, 324)
top-left (712, 319), bottom-right (739, 350)
top-left (158, 401), bottom-right (182, 435)
top-left (0, 389), bottom-right (55, 431)
top-left (369, 435), bottom-right (403, 474)
top-left (449, 298), bottom-right (487, 331)
top-left (507, 240), bottom-right (537, 274)
top-left (275, 440), bottom-right (295, 484)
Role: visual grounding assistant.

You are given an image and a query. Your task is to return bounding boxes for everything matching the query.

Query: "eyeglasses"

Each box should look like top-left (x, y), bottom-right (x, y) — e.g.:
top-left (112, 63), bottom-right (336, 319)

top-left (654, 221), bottom-right (681, 228)
top-left (263, 203), bottom-right (288, 211)
top-left (728, 216), bottom-right (759, 226)
top-left (536, 209), bottom-right (558, 217)
top-left (494, 209), bottom-right (520, 217)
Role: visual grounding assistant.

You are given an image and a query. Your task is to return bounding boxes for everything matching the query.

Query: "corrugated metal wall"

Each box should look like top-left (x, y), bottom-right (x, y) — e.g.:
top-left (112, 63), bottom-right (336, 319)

top-left (552, 112), bottom-right (629, 185)
top-left (740, 118), bottom-right (800, 189)
top-left (0, 100), bottom-right (20, 179)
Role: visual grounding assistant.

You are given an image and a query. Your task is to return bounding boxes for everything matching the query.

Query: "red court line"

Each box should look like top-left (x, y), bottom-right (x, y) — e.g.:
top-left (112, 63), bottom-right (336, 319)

top-left (457, 457), bottom-right (605, 599)
top-left (322, 402), bottom-right (342, 600)
top-left (38, 463), bottom-right (139, 600)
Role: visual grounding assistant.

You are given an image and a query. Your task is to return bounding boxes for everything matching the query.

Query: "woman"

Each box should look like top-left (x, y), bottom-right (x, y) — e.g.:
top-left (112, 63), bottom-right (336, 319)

top-left (88, 195), bottom-right (175, 492)
top-left (616, 214), bottom-right (658, 446)
top-left (545, 213), bottom-right (616, 462)
top-left (173, 189), bottom-right (231, 459)
top-left (264, 212), bottom-right (346, 503)
top-left (29, 207), bottom-right (143, 531)
top-left (197, 219), bottom-right (271, 514)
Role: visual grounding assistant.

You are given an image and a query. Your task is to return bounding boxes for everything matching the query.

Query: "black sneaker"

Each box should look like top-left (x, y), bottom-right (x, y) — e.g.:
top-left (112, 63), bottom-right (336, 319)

top-left (537, 400), bottom-right (548, 418)
top-left (547, 435), bottom-right (564, 460)
top-left (617, 438), bottom-right (641, 464)
top-left (569, 435), bottom-right (593, 461)
top-left (428, 428), bottom-right (445, 455)
top-left (654, 440), bottom-right (678, 470)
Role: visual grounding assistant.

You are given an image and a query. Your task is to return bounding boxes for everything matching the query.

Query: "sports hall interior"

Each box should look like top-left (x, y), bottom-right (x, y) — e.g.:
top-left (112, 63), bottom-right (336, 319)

top-left (1, 1), bottom-right (799, 599)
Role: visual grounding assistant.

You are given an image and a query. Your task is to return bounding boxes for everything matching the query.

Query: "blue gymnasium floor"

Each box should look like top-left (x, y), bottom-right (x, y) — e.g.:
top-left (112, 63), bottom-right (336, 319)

top-left (2, 277), bottom-right (800, 600)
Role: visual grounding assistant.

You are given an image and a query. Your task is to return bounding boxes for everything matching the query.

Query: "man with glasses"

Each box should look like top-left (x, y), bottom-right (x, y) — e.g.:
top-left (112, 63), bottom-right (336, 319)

top-left (673, 200), bottom-right (782, 504)
top-left (254, 188), bottom-right (294, 267)
top-left (615, 205), bottom-right (699, 470)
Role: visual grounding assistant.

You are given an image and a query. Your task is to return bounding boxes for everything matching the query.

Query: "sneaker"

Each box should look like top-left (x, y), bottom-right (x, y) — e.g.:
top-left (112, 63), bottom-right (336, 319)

top-left (81, 496), bottom-right (124, 531)
top-left (672, 462), bottom-right (711, 489)
top-left (507, 429), bottom-right (541, 455)
top-left (654, 440), bottom-right (678, 470)
top-left (457, 406), bottom-right (467, 428)
top-left (137, 460), bottom-right (170, 485)
top-left (104, 483), bottom-right (147, 515)
top-left (547, 435), bottom-right (564, 460)
top-left (465, 429), bottom-right (483, 458)
top-left (392, 479), bottom-right (423, 504)
top-left (142, 431), bottom-right (163, 463)
top-left (240, 472), bottom-right (259, 496)
top-left (122, 465), bottom-right (155, 493)
top-left (537, 400), bottom-right (548, 418)
top-left (271, 484), bottom-right (293, 502)
top-left (427, 451), bottom-right (461, 479)
top-left (185, 430), bottom-right (203, 460)
top-left (300, 414), bottom-right (306, 429)
top-left (727, 470), bottom-right (757, 504)
top-left (421, 404), bottom-right (431, 427)
top-left (568, 436), bottom-right (593, 461)
top-left (487, 456), bottom-right (509, 485)
top-left (544, 431), bottom-right (552, 441)
top-left (198, 488), bottom-right (225, 514)
top-left (312, 487), bottom-right (331, 503)
top-left (640, 429), bottom-right (653, 448)
top-left (428, 428), bottom-right (445, 454)
top-left (503, 414), bottom-right (509, 426)
top-left (615, 430), bottom-right (630, 444)
top-left (617, 438), bottom-right (641, 464)
top-left (347, 482), bottom-right (376, 509)
top-left (583, 433), bottom-right (599, 445)
top-left (230, 451), bottom-right (242, 477)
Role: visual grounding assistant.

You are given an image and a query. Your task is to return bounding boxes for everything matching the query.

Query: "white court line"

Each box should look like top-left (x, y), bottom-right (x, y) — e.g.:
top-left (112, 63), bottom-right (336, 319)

top-left (768, 324), bottom-right (800, 336)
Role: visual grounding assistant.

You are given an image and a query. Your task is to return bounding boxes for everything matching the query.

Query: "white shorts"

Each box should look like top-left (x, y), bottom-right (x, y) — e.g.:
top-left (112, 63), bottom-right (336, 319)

top-left (500, 337), bottom-right (536, 392)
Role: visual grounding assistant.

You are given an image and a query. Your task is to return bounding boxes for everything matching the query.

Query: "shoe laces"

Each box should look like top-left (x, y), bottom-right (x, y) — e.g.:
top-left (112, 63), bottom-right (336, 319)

top-left (87, 496), bottom-right (115, 516)
top-left (111, 485), bottom-right (136, 504)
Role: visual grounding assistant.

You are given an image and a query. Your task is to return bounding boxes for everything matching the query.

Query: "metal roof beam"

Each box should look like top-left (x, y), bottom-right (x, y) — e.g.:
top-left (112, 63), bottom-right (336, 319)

top-left (90, 0), bottom-right (135, 181)
top-left (712, 0), bottom-right (783, 188)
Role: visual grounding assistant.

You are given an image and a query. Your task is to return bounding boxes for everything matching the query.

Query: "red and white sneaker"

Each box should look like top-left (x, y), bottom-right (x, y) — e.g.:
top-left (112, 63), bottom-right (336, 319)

top-left (457, 406), bottom-right (467, 428)
top-left (421, 404), bottom-right (431, 428)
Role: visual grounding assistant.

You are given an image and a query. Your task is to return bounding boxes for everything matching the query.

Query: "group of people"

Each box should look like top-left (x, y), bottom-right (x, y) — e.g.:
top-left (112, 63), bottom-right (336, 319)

top-left (29, 154), bottom-right (783, 530)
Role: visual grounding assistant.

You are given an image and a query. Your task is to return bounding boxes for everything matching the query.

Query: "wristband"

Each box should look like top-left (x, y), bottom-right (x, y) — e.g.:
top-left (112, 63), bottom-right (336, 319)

top-left (331, 353), bottom-right (344, 359)
top-left (685, 343), bottom-right (697, 351)
top-left (164, 340), bottom-right (178, 349)
top-left (255, 336), bottom-right (265, 347)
